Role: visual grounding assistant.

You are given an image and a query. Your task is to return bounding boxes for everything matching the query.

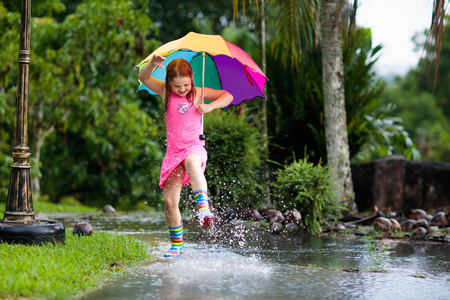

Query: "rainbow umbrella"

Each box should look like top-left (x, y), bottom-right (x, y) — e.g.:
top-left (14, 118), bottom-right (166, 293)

top-left (136, 32), bottom-right (267, 109)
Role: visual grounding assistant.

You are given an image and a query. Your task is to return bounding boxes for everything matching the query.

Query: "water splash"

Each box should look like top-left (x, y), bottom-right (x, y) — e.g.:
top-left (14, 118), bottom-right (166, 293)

top-left (143, 241), bottom-right (272, 299)
top-left (76, 213), bottom-right (450, 300)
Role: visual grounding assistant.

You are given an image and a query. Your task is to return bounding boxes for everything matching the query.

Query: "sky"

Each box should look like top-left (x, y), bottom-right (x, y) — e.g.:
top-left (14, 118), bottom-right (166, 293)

top-left (356, 0), bottom-right (434, 79)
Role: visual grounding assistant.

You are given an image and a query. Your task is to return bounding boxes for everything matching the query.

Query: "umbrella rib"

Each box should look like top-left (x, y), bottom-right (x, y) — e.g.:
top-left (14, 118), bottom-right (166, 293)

top-left (244, 67), bottom-right (255, 86)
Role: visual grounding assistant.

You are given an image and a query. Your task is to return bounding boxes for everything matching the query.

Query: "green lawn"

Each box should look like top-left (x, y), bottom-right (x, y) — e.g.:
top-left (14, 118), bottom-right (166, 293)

top-left (0, 199), bottom-right (98, 220)
top-left (0, 230), bottom-right (151, 300)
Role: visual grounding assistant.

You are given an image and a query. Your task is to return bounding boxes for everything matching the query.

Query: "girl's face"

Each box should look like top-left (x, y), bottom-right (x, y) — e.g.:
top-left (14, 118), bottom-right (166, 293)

top-left (170, 76), bottom-right (192, 97)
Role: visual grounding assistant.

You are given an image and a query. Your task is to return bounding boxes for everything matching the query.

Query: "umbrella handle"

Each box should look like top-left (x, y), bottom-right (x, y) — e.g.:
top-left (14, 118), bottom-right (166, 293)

top-left (200, 51), bottom-right (205, 142)
top-left (202, 51), bottom-right (205, 105)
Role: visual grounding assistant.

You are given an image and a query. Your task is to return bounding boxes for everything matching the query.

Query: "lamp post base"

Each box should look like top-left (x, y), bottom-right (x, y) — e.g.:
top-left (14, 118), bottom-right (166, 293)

top-left (0, 220), bottom-right (65, 245)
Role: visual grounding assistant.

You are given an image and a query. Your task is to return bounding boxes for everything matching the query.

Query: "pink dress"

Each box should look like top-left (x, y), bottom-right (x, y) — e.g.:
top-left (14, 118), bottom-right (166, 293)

top-left (159, 91), bottom-right (207, 188)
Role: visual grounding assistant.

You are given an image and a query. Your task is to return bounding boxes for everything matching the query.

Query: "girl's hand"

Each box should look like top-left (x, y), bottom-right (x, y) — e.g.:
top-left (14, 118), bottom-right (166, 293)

top-left (197, 103), bottom-right (214, 115)
top-left (150, 54), bottom-right (166, 69)
top-left (138, 54), bottom-right (166, 98)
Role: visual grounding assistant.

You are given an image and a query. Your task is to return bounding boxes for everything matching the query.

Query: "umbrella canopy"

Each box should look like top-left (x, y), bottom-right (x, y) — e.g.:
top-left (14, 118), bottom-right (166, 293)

top-left (136, 32), bottom-right (267, 109)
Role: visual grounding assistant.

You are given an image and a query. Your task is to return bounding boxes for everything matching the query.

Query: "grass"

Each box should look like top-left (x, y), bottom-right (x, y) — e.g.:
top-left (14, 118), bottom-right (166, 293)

top-left (0, 230), bottom-right (151, 300)
top-left (365, 241), bottom-right (388, 272)
top-left (34, 201), bottom-right (98, 214)
top-left (0, 198), bottom-right (98, 219)
top-left (410, 272), bottom-right (427, 278)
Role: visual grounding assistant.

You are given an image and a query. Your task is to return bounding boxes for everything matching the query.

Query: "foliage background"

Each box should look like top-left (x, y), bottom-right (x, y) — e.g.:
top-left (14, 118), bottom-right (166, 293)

top-left (1, 0), bottom-right (448, 212)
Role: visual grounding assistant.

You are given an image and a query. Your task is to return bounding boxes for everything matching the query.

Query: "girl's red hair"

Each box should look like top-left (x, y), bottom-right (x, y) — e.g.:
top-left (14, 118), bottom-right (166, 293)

top-left (164, 59), bottom-right (196, 113)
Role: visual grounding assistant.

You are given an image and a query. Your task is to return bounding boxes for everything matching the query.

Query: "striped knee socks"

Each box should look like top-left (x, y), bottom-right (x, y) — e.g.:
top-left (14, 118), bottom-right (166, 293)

top-left (194, 190), bottom-right (215, 227)
top-left (164, 222), bottom-right (185, 258)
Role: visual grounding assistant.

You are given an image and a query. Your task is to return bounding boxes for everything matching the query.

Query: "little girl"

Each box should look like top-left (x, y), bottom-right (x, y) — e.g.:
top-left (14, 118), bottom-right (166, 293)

top-left (138, 54), bottom-right (233, 258)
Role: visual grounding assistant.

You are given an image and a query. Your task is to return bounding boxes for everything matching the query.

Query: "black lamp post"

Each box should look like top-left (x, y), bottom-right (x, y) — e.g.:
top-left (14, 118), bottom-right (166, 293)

top-left (0, 0), bottom-right (65, 245)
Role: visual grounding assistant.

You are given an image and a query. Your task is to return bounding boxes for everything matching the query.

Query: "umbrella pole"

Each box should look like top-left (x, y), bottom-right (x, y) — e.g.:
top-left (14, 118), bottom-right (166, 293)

top-left (199, 51), bottom-right (206, 141)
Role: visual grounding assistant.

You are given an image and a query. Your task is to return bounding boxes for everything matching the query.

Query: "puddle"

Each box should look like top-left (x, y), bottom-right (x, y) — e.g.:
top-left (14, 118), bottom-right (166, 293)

top-left (42, 212), bottom-right (450, 299)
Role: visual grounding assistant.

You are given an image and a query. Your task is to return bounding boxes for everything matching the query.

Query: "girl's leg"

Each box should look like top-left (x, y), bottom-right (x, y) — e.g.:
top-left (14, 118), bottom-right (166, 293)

top-left (162, 163), bottom-right (185, 257)
top-left (184, 153), bottom-right (207, 191)
top-left (184, 154), bottom-right (215, 227)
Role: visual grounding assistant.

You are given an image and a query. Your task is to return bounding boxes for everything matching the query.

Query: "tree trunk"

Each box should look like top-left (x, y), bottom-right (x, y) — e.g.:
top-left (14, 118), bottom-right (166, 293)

top-left (320, 0), bottom-right (358, 215)
top-left (260, 0), bottom-right (271, 206)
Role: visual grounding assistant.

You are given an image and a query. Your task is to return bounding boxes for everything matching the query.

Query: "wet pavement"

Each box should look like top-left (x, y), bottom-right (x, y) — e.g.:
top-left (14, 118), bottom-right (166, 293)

top-left (42, 212), bottom-right (450, 300)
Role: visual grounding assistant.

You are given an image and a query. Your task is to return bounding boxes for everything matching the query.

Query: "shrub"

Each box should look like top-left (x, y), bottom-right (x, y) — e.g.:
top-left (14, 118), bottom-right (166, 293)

top-left (197, 110), bottom-right (264, 209)
top-left (272, 155), bottom-right (342, 235)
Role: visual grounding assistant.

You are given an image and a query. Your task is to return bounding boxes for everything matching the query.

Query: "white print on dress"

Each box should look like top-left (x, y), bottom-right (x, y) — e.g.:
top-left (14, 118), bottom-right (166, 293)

top-left (178, 102), bottom-right (189, 114)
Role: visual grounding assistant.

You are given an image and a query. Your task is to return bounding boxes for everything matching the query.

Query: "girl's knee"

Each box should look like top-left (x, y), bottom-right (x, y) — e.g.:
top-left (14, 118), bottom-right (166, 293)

top-left (184, 154), bottom-right (202, 170)
top-left (164, 197), bottom-right (178, 211)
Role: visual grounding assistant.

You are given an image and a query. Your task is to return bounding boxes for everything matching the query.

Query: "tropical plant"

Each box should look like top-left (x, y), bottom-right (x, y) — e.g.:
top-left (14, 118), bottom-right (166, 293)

top-left (266, 0), bottom-right (320, 68)
top-left (383, 74), bottom-right (450, 161)
top-left (0, 0), bottom-right (165, 208)
top-left (272, 155), bottom-right (342, 235)
top-left (380, 12), bottom-right (450, 162)
top-left (353, 104), bottom-right (421, 162)
top-left (266, 11), bottom-right (414, 163)
top-left (202, 110), bottom-right (265, 209)
top-left (0, 1), bottom-right (21, 200)
top-left (235, 0), bottom-right (357, 213)
top-left (146, 0), bottom-right (238, 43)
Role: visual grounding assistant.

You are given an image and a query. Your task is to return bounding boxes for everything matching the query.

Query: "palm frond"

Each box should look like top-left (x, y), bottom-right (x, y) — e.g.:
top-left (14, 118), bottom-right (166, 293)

top-left (425, 0), bottom-right (447, 91)
top-left (268, 0), bottom-right (320, 69)
top-left (232, 0), bottom-right (261, 22)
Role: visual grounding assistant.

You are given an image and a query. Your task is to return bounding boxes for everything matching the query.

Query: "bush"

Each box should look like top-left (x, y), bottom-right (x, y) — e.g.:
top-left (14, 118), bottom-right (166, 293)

top-left (198, 110), bottom-right (265, 209)
top-left (272, 155), bottom-right (342, 235)
top-left (0, 151), bottom-right (13, 201)
top-left (40, 102), bottom-right (164, 210)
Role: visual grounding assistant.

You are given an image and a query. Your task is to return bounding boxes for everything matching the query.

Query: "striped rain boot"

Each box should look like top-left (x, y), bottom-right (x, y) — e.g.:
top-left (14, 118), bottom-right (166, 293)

top-left (194, 190), bottom-right (215, 228)
top-left (164, 222), bottom-right (185, 258)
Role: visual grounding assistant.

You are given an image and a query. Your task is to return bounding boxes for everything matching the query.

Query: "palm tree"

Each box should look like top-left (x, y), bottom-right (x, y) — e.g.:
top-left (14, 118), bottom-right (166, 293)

top-left (267, 0), bottom-right (320, 67)
top-left (233, 0), bottom-right (358, 215)
top-left (320, 0), bottom-right (357, 215)
top-left (426, 0), bottom-right (446, 90)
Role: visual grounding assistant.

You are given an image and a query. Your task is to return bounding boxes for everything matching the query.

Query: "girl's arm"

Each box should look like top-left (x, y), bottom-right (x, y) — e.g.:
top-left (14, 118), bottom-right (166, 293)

top-left (196, 88), bottom-right (234, 114)
top-left (138, 54), bottom-right (166, 98)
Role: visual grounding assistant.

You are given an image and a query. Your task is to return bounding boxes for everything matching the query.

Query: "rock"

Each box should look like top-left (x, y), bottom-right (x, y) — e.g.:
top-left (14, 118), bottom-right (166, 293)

top-left (407, 209), bottom-right (427, 220)
top-left (284, 209), bottom-right (302, 225)
top-left (445, 227), bottom-right (450, 234)
top-left (429, 226), bottom-right (439, 234)
top-left (110, 262), bottom-right (124, 268)
top-left (401, 219), bottom-right (417, 232)
top-left (425, 215), bottom-right (433, 223)
top-left (103, 205), bottom-right (116, 213)
top-left (260, 208), bottom-right (276, 219)
top-left (220, 209), bottom-right (240, 222)
top-left (73, 222), bottom-right (94, 236)
top-left (352, 158), bottom-right (450, 212)
top-left (270, 222), bottom-right (283, 234)
top-left (332, 224), bottom-right (346, 232)
top-left (239, 208), bottom-right (263, 221)
top-left (431, 211), bottom-right (447, 226)
top-left (387, 212), bottom-right (397, 219)
top-left (389, 218), bottom-right (401, 232)
top-left (373, 217), bottom-right (393, 232)
top-left (415, 218), bottom-right (430, 233)
top-left (261, 209), bottom-right (284, 222)
top-left (351, 155), bottom-right (406, 212)
top-left (268, 213), bottom-right (285, 225)
top-left (411, 227), bottom-right (427, 239)
top-left (284, 223), bottom-right (300, 234)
